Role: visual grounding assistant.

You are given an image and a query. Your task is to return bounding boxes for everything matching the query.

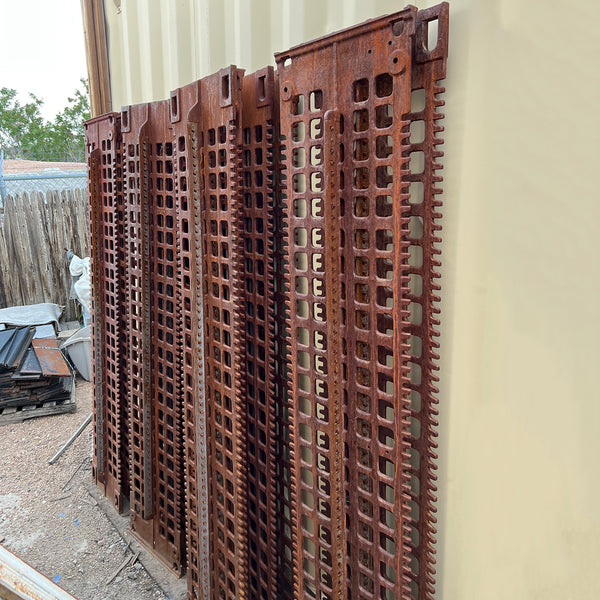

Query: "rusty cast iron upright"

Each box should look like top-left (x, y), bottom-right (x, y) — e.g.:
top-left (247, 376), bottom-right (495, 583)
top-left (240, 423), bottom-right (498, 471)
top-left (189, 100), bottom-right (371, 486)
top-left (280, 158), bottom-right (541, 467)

top-left (86, 4), bottom-right (448, 599)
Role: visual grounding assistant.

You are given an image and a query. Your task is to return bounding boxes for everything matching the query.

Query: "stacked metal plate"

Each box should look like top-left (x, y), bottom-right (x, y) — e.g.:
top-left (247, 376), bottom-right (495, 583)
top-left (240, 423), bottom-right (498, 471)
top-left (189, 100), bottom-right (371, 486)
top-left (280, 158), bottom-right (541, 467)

top-left (0, 326), bottom-right (75, 424)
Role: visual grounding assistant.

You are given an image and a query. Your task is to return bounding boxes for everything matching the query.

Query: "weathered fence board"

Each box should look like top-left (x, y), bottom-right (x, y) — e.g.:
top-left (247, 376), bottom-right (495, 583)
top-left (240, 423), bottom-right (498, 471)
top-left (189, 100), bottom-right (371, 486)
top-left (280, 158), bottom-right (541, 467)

top-left (0, 189), bottom-right (89, 322)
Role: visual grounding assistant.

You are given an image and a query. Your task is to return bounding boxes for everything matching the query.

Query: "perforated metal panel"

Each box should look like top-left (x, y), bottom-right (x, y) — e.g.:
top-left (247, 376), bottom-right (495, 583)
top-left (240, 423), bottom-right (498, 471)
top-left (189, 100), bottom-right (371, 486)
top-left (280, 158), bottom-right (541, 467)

top-left (87, 6), bottom-right (447, 598)
top-left (86, 113), bottom-right (129, 513)
top-left (275, 4), bottom-right (447, 599)
top-left (122, 101), bottom-right (186, 575)
top-left (196, 67), bottom-right (250, 600)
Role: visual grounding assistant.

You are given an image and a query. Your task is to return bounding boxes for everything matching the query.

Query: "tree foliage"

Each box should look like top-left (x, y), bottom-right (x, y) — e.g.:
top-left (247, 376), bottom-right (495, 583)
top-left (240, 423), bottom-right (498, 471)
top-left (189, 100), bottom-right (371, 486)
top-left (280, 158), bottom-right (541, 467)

top-left (0, 79), bottom-right (90, 163)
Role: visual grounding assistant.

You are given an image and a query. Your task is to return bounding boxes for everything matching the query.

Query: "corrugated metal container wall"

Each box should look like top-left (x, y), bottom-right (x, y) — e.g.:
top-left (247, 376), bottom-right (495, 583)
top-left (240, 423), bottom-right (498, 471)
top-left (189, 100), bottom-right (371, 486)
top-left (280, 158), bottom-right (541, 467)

top-left (99, 2), bottom-right (600, 600)
top-left (104, 0), bottom-right (430, 110)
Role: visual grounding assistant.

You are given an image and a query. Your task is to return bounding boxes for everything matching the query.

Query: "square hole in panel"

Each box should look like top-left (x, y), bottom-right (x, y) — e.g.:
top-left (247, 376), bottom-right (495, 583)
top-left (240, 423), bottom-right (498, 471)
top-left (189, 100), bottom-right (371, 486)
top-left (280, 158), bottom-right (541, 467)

top-left (312, 253), bottom-right (324, 272)
top-left (376, 165), bottom-right (393, 189)
top-left (377, 346), bottom-right (393, 368)
top-left (294, 251), bottom-right (308, 270)
top-left (353, 138), bottom-right (369, 162)
top-left (355, 283), bottom-right (370, 304)
top-left (410, 119), bottom-right (425, 143)
top-left (353, 78), bottom-right (369, 102)
top-left (409, 244), bottom-right (423, 268)
top-left (375, 194), bottom-right (393, 217)
top-left (354, 196), bottom-right (369, 218)
top-left (355, 256), bottom-right (369, 277)
top-left (378, 398), bottom-right (394, 422)
top-left (376, 135), bottom-right (393, 158)
top-left (293, 147), bottom-right (306, 168)
top-left (357, 447), bottom-right (372, 468)
top-left (410, 151), bottom-right (425, 174)
top-left (314, 330), bottom-right (327, 350)
top-left (357, 418), bottom-right (372, 440)
top-left (294, 227), bottom-right (308, 247)
top-left (311, 197), bottom-right (323, 218)
top-left (356, 341), bottom-right (370, 361)
top-left (296, 300), bottom-right (309, 319)
top-left (295, 276), bottom-right (308, 295)
top-left (311, 228), bottom-right (324, 248)
top-left (375, 104), bottom-right (393, 129)
top-left (408, 216), bottom-right (424, 239)
top-left (375, 73), bottom-right (393, 97)
top-left (309, 118), bottom-right (323, 140)
top-left (409, 273), bottom-right (423, 297)
top-left (376, 229), bottom-right (393, 251)
top-left (377, 313), bottom-right (393, 336)
top-left (313, 277), bottom-right (324, 297)
top-left (310, 172), bottom-right (322, 192)
top-left (297, 327), bottom-right (309, 346)
top-left (354, 168), bottom-right (369, 190)
top-left (411, 88), bottom-right (426, 112)
top-left (293, 173), bottom-right (306, 193)
top-left (409, 334), bottom-right (422, 358)
top-left (313, 302), bottom-right (326, 321)
top-left (310, 145), bottom-right (323, 166)
top-left (378, 427), bottom-right (395, 450)
top-left (408, 301), bottom-right (423, 325)
top-left (309, 90), bottom-right (323, 111)
top-left (353, 109), bottom-right (369, 132)
top-left (354, 229), bottom-right (369, 250)
top-left (293, 198), bottom-right (307, 218)
top-left (291, 95), bottom-right (305, 116)
top-left (292, 121), bottom-right (305, 142)
top-left (376, 257), bottom-right (393, 280)
top-left (409, 181), bottom-right (424, 204)
top-left (355, 310), bottom-right (370, 330)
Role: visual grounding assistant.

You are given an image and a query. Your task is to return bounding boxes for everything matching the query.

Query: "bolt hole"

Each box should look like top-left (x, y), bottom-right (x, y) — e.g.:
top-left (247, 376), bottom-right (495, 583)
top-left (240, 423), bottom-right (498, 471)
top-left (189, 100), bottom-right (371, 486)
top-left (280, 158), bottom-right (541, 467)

top-left (393, 57), bottom-right (398, 64)
top-left (284, 57), bottom-right (292, 67)
top-left (388, 40), bottom-right (392, 45)
top-left (368, 49), bottom-right (372, 54)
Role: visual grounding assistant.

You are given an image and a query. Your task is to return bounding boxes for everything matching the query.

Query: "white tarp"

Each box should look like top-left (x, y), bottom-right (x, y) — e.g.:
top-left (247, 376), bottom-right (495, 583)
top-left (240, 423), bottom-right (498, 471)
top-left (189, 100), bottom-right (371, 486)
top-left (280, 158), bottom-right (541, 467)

top-left (69, 255), bottom-right (92, 317)
top-left (0, 303), bottom-right (63, 327)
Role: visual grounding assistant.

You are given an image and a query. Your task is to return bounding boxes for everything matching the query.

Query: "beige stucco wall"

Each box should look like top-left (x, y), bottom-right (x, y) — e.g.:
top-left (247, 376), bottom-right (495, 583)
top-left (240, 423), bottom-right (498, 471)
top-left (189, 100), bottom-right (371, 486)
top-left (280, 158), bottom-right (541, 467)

top-left (103, 1), bottom-right (600, 598)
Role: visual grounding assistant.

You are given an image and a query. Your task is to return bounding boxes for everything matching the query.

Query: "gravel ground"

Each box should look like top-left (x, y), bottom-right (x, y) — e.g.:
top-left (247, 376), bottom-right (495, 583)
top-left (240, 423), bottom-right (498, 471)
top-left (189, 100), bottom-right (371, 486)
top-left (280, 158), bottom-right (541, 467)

top-left (0, 378), bottom-right (174, 600)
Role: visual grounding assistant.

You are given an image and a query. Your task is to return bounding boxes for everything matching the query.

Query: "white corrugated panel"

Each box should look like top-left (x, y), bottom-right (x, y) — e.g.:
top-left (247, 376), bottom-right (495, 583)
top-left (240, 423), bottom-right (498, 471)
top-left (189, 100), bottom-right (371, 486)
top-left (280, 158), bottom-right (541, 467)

top-left (101, 2), bottom-right (600, 600)
top-left (104, 0), bottom-right (434, 110)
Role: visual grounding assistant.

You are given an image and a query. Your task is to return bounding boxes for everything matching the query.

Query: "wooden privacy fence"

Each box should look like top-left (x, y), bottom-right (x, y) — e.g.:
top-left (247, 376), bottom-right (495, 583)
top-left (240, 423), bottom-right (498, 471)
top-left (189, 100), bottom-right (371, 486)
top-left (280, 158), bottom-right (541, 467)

top-left (0, 189), bottom-right (89, 322)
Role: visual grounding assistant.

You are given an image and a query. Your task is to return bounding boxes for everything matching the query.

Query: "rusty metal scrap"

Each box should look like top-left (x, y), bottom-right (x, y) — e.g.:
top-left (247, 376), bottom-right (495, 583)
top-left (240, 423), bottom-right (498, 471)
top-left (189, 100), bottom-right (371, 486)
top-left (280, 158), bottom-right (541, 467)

top-left (86, 4), bottom-right (448, 599)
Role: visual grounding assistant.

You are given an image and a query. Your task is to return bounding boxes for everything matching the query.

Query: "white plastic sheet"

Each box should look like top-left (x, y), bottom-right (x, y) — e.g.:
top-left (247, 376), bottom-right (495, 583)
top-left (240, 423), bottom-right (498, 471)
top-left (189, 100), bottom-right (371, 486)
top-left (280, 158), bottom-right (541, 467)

top-left (0, 303), bottom-right (63, 327)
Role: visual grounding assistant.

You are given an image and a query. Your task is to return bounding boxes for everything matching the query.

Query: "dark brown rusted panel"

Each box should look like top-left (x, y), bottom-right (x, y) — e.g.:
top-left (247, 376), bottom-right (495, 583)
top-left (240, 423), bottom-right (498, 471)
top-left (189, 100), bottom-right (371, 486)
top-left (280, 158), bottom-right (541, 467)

top-left (170, 80), bottom-right (212, 600)
top-left (197, 66), bottom-right (250, 600)
top-left (275, 4), bottom-right (447, 599)
top-left (404, 5), bottom-right (448, 599)
top-left (85, 113), bottom-right (129, 514)
top-left (85, 6), bottom-right (448, 596)
top-left (239, 67), bottom-right (283, 600)
top-left (122, 101), bottom-right (186, 576)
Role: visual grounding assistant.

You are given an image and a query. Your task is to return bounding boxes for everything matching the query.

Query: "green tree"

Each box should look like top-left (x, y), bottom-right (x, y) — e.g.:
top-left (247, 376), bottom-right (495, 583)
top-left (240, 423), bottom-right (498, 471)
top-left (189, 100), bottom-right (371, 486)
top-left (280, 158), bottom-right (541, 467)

top-left (0, 79), bottom-right (90, 163)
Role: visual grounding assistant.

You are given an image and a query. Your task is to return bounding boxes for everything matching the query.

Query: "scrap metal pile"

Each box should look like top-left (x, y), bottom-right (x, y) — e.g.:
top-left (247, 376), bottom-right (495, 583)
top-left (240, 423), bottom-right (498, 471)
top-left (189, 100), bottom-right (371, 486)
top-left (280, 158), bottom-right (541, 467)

top-left (86, 5), bottom-right (448, 600)
top-left (0, 327), bottom-right (74, 423)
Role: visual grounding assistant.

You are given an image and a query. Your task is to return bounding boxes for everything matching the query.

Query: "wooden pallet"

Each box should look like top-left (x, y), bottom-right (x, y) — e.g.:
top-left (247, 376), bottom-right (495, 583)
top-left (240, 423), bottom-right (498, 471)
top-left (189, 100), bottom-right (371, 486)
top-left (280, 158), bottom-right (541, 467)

top-left (0, 380), bottom-right (76, 425)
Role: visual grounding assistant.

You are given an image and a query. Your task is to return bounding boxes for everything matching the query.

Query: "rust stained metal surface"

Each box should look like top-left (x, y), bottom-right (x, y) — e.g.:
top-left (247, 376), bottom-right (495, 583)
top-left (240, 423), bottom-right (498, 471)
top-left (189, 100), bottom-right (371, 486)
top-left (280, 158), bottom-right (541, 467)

top-left (31, 339), bottom-right (71, 377)
top-left (87, 5), bottom-right (448, 599)
top-left (85, 112), bottom-right (130, 514)
top-left (121, 99), bottom-right (186, 576)
top-left (275, 4), bottom-right (447, 599)
top-left (239, 66), bottom-right (282, 600)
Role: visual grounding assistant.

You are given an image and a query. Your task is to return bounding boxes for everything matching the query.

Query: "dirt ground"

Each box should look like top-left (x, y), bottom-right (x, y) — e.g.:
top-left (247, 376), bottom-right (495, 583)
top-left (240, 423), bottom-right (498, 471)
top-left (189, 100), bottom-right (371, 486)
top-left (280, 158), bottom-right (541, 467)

top-left (0, 378), bottom-right (185, 600)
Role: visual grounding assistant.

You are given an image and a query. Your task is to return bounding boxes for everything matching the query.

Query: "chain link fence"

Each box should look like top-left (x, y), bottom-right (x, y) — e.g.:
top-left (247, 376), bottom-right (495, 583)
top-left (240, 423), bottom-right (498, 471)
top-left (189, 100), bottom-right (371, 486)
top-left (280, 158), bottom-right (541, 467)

top-left (0, 171), bottom-right (87, 207)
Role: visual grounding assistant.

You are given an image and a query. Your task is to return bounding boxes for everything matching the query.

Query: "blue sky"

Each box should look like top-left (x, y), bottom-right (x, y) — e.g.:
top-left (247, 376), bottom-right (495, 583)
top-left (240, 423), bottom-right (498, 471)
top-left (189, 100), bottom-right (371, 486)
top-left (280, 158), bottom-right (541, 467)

top-left (2, 0), bottom-right (88, 120)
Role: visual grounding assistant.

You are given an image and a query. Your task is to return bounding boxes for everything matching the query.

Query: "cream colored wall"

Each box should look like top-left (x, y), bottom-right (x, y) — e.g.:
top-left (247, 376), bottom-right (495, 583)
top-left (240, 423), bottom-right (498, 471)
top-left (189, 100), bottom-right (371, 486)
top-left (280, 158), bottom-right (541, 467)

top-left (103, 1), bottom-right (600, 598)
